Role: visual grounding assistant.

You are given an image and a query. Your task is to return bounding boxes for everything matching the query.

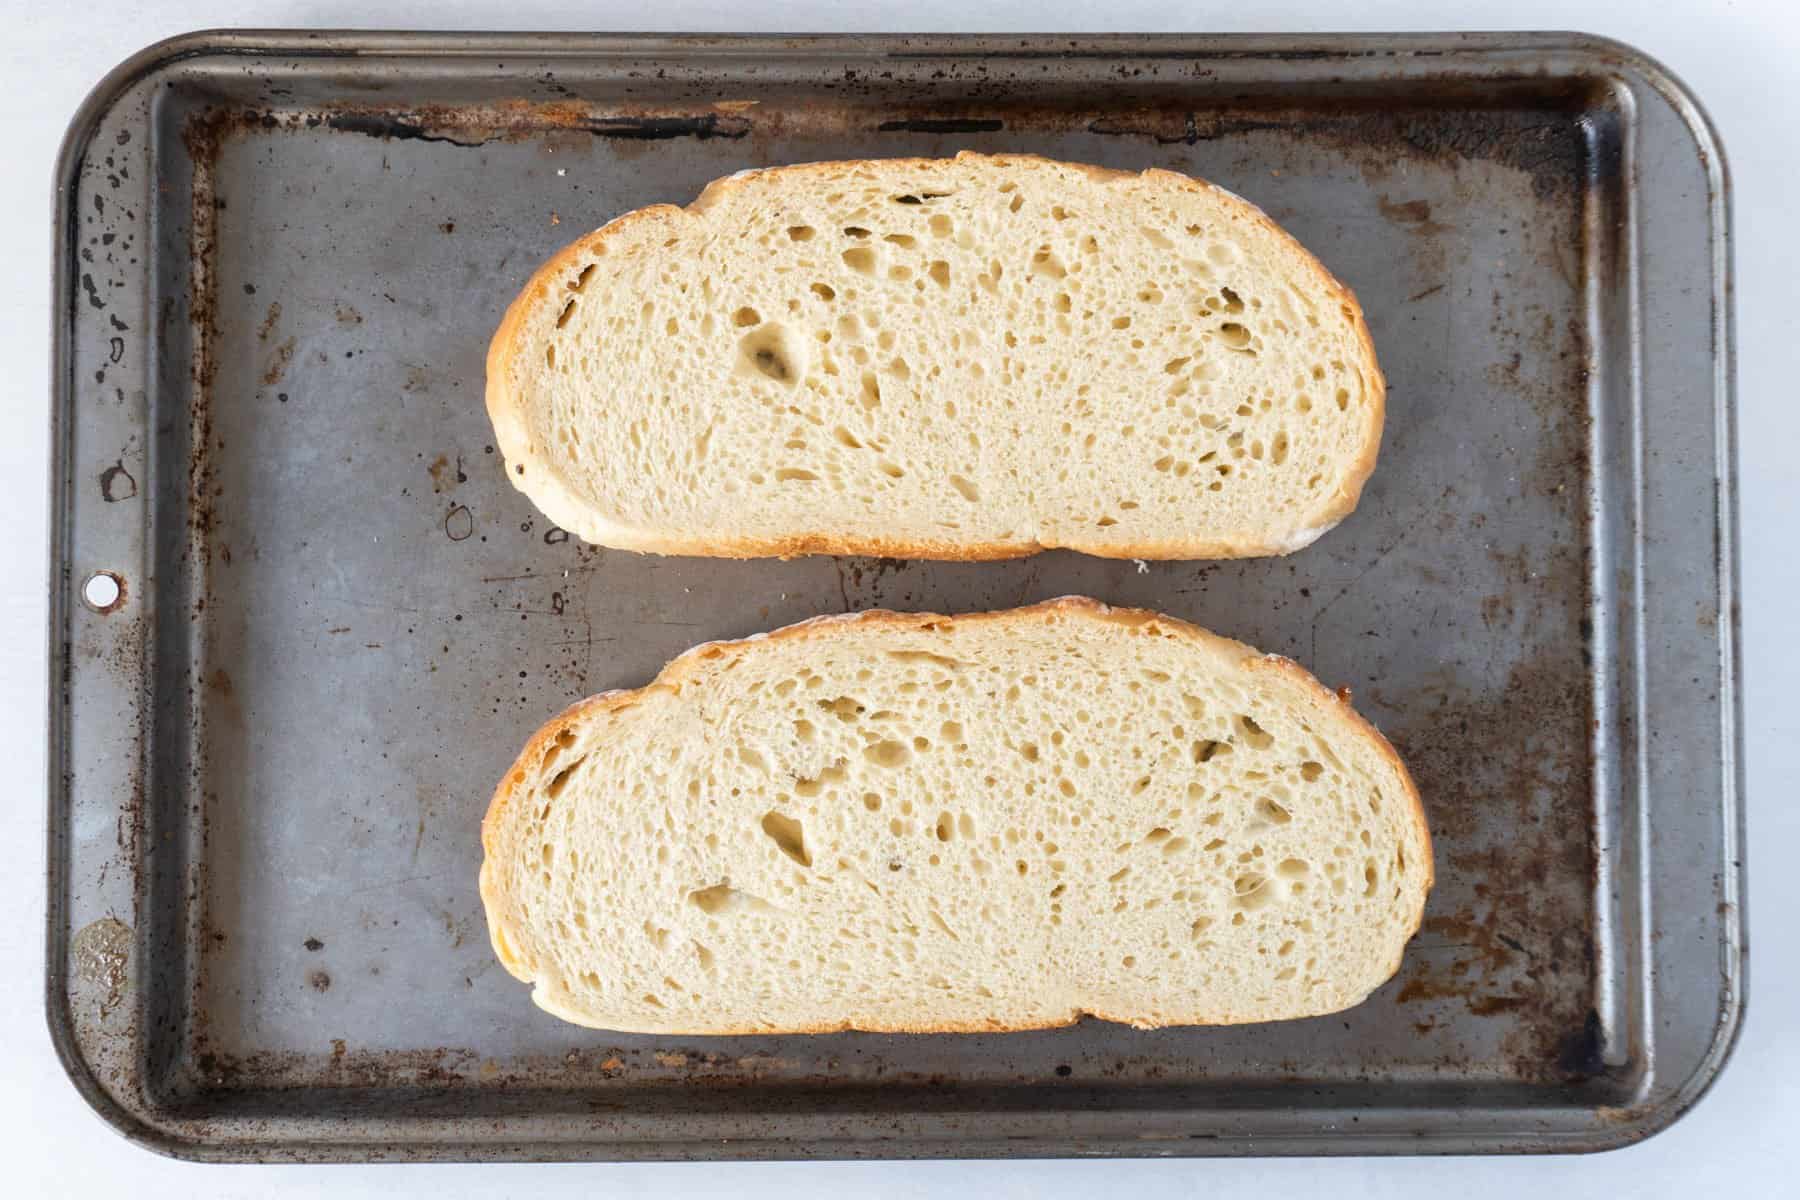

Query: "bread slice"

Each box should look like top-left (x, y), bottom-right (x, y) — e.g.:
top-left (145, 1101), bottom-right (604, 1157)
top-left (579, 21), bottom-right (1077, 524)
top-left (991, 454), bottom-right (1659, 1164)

top-left (480, 598), bottom-right (1430, 1033)
top-left (487, 152), bottom-right (1383, 560)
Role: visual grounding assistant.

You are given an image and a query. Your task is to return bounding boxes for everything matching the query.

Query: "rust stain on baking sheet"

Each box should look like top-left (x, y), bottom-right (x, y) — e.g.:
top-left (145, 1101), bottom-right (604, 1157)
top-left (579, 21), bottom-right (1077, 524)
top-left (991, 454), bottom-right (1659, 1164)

top-left (427, 454), bottom-right (466, 494)
top-left (179, 113), bottom-right (228, 552)
top-left (260, 337), bottom-right (295, 387)
top-left (1385, 641), bottom-right (1598, 1082)
top-left (72, 917), bottom-right (132, 1017)
top-left (320, 103), bottom-right (752, 147)
top-left (187, 85), bottom-right (1595, 200)
top-left (193, 1044), bottom-right (488, 1091)
top-left (834, 556), bottom-right (914, 610)
top-left (1081, 94), bottom-right (1592, 199)
top-left (98, 460), bottom-right (136, 502)
top-left (878, 117), bottom-right (1004, 134)
top-left (1377, 195), bottom-right (1452, 236)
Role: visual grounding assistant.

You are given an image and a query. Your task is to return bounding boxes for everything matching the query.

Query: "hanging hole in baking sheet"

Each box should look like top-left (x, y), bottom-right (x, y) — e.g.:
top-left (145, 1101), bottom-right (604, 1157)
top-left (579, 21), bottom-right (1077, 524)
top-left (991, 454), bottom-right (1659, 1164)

top-left (82, 570), bottom-right (124, 613)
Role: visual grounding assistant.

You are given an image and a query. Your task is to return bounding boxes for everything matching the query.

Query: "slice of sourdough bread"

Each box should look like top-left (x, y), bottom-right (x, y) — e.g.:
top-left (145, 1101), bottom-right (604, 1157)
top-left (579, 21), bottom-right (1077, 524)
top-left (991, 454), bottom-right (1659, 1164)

top-left (487, 152), bottom-right (1383, 560)
top-left (480, 598), bottom-right (1430, 1033)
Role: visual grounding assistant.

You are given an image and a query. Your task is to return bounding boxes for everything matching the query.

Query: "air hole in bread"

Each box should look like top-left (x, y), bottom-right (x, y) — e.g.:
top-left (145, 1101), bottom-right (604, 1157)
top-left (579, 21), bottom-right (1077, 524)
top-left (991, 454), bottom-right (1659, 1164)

top-left (688, 883), bottom-right (779, 916)
top-left (865, 739), bottom-right (911, 768)
top-left (541, 728), bottom-right (577, 771)
top-left (1233, 873), bottom-right (1276, 910)
top-left (545, 755), bottom-right (586, 801)
top-left (857, 370), bottom-right (883, 409)
top-left (760, 810), bottom-right (812, 867)
top-left (786, 225), bottom-right (815, 241)
top-left (1237, 715), bottom-right (1274, 750)
top-left (819, 695), bottom-right (865, 721)
top-left (887, 650), bottom-right (964, 670)
top-left (1029, 247), bottom-right (1067, 280)
top-left (793, 759), bottom-right (846, 797)
top-left (1246, 792), bottom-right (1289, 825)
top-left (738, 324), bottom-right (800, 386)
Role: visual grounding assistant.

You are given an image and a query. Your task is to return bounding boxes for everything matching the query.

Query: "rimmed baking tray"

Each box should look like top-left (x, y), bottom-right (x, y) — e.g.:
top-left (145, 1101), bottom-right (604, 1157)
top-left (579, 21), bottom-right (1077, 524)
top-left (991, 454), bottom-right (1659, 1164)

top-left (48, 31), bottom-right (1742, 1160)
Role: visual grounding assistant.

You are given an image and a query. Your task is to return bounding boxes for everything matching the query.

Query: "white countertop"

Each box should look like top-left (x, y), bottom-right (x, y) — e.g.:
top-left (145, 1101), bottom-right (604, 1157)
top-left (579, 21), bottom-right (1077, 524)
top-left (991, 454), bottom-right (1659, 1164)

top-left (3, 1), bottom-right (1792, 1194)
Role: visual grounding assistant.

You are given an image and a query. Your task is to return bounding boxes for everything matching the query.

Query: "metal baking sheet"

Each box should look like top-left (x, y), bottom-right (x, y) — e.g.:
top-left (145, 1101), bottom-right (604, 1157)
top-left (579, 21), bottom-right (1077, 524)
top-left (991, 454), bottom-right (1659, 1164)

top-left (47, 32), bottom-right (1742, 1161)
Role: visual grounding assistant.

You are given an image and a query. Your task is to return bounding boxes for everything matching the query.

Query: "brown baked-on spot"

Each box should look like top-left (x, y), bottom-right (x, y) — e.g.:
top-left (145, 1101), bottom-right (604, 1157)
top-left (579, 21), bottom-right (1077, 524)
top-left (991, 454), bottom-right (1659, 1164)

top-left (1387, 629), bottom-right (1595, 1080)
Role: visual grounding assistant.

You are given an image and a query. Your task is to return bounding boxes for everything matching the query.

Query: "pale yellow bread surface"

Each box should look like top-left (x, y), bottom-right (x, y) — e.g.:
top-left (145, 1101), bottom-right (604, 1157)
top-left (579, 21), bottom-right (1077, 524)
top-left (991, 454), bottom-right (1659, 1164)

top-left (487, 153), bottom-right (1384, 560)
top-left (480, 598), bottom-right (1430, 1034)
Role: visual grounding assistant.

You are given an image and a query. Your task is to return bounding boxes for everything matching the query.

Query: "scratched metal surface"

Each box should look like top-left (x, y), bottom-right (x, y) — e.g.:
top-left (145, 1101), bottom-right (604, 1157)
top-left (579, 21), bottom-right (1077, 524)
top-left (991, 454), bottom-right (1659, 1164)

top-left (47, 33), bottom-right (1742, 1160)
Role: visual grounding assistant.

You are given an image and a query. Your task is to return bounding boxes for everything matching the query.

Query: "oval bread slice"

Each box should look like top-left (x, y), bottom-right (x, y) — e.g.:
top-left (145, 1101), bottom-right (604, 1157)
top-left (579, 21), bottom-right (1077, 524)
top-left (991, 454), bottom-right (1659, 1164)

top-left (487, 152), bottom-right (1383, 560)
top-left (480, 598), bottom-right (1430, 1033)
